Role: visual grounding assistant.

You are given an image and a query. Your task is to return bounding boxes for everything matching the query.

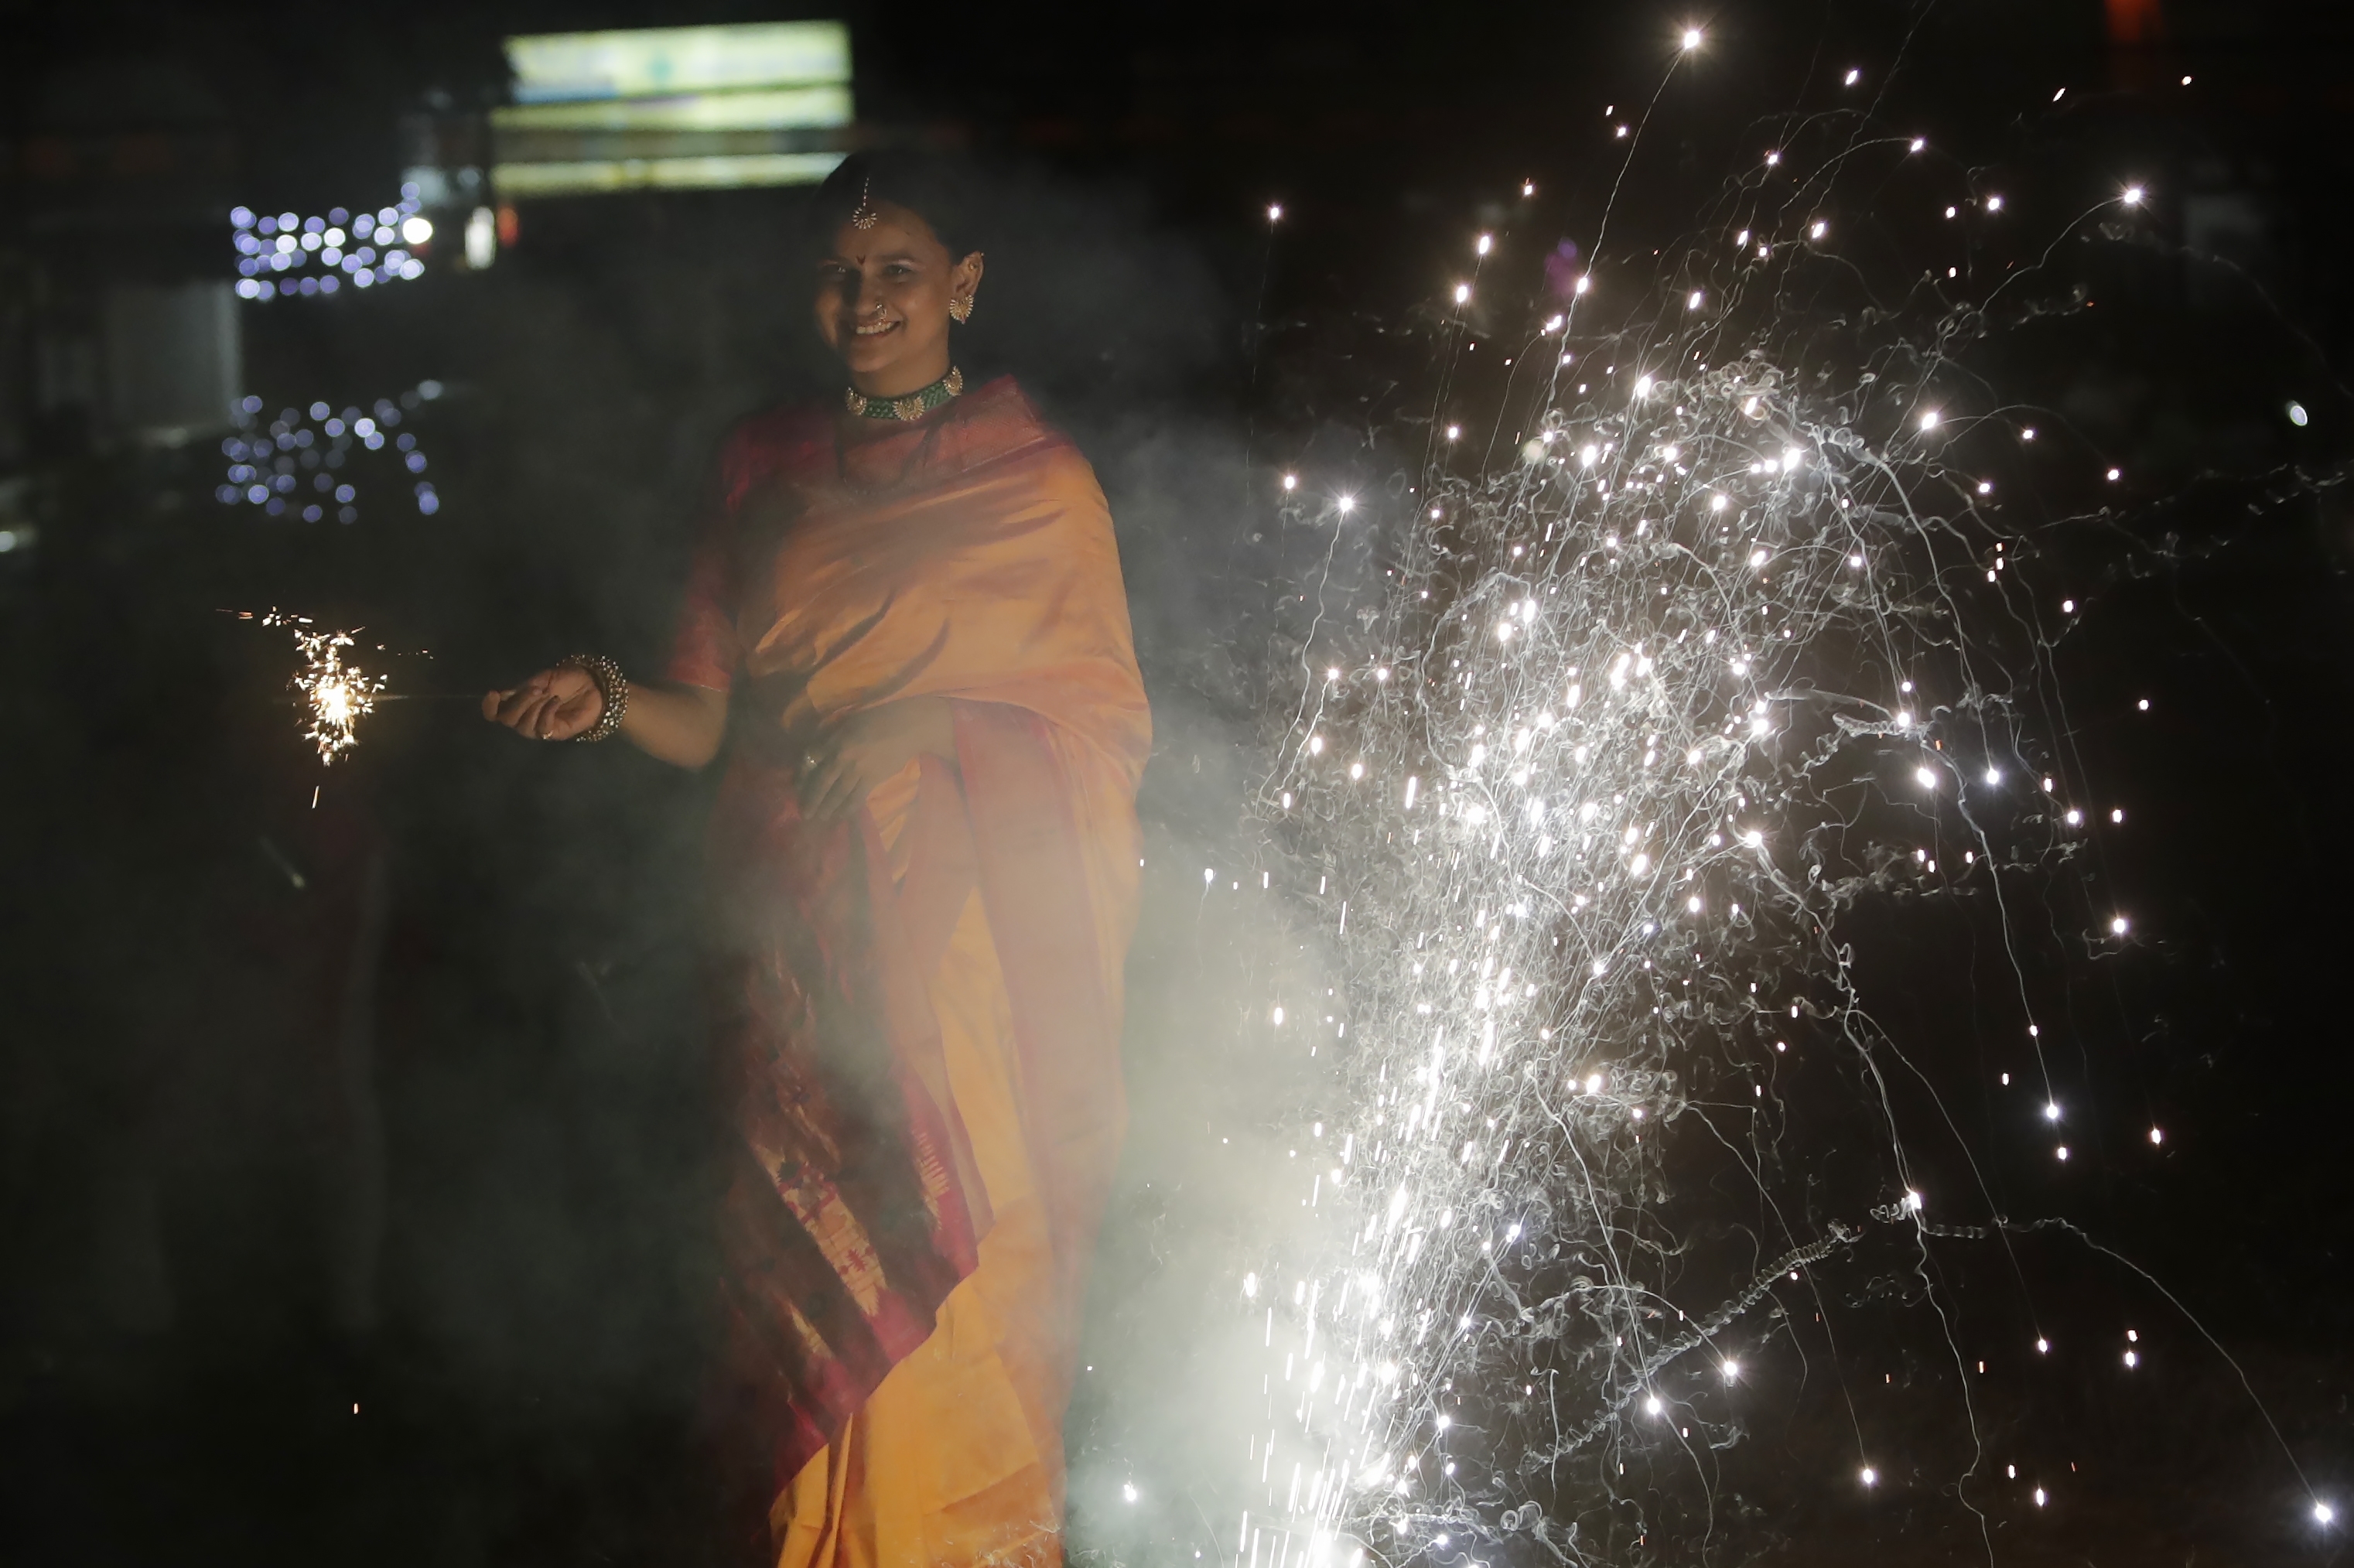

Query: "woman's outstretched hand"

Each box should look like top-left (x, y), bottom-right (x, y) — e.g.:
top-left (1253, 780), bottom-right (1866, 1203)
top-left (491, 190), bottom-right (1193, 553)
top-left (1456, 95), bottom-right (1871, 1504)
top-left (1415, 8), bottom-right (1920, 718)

top-left (798, 697), bottom-right (954, 825)
top-left (483, 665), bottom-right (603, 742)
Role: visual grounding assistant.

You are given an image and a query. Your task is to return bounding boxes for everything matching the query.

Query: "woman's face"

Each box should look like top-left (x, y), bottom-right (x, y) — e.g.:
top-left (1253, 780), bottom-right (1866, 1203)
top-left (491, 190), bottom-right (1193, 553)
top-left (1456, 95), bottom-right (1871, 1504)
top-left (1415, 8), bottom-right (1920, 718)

top-left (812, 202), bottom-right (983, 394)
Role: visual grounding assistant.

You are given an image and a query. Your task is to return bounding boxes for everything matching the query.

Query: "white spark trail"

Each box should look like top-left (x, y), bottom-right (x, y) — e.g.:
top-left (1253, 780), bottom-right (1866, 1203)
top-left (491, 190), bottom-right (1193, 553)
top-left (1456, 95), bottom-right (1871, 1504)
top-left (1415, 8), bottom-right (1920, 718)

top-left (1244, 286), bottom-right (2061, 1560)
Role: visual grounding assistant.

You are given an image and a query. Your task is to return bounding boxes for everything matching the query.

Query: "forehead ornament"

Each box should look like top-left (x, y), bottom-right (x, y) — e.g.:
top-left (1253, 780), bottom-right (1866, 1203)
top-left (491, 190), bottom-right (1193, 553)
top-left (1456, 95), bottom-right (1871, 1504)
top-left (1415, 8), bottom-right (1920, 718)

top-left (849, 176), bottom-right (880, 231)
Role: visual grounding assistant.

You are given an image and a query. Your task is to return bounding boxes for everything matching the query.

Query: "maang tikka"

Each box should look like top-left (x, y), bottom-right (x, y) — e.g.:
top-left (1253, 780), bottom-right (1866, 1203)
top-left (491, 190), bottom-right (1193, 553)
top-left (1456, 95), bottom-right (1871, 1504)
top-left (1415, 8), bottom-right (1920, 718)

top-left (849, 175), bottom-right (880, 230)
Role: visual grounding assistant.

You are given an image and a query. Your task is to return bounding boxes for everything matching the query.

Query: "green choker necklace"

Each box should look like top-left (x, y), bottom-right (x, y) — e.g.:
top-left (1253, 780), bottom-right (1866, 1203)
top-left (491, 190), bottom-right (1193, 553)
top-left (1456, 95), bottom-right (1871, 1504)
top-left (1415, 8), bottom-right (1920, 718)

top-left (844, 367), bottom-right (964, 422)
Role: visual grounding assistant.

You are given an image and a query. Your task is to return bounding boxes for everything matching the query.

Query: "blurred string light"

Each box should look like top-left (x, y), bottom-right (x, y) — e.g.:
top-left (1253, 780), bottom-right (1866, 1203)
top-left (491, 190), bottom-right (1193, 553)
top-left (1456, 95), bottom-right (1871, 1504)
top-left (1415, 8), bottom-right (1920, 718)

top-left (229, 184), bottom-right (430, 300)
top-left (215, 381), bottom-right (446, 521)
top-left (1210, 42), bottom-right (2332, 1567)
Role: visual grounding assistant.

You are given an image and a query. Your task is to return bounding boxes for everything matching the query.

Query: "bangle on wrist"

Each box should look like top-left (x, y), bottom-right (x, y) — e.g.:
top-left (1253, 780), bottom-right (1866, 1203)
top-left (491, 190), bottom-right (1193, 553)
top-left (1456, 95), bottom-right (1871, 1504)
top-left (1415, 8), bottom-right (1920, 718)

top-left (559, 653), bottom-right (629, 743)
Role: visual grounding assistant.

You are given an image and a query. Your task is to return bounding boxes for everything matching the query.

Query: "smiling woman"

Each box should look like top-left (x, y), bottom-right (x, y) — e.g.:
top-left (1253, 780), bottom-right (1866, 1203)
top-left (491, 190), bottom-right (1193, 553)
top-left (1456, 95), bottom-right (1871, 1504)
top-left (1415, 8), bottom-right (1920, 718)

top-left (811, 162), bottom-right (984, 418)
top-left (481, 151), bottom-right (1150, 1568)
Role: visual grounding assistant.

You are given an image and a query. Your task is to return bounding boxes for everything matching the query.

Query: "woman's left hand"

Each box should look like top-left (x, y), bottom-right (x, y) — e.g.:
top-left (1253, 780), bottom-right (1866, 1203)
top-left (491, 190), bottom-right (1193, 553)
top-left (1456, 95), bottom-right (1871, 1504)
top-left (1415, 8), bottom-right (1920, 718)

top-left (797, 697), bottom-right (955, 825)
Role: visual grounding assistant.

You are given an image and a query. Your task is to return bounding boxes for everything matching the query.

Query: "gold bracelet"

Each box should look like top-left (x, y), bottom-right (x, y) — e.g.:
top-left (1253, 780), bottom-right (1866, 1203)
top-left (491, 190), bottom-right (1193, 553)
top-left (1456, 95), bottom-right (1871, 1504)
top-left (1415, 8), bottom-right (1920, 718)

top-left (559, 653), bottom-right (628, 742)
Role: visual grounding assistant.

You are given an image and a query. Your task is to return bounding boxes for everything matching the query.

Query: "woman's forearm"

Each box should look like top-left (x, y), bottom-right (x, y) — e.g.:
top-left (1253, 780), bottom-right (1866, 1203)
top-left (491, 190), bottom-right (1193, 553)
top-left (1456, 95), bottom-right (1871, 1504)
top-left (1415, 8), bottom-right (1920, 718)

top-left (622, 681), bottom-right (731, 768)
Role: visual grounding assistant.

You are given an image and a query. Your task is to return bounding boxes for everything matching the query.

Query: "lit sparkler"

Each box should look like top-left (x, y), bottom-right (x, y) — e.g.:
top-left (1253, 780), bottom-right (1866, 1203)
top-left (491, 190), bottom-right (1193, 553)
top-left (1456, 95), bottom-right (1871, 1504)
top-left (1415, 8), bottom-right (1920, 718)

top-left (262, 610), bottom-right (387, 764)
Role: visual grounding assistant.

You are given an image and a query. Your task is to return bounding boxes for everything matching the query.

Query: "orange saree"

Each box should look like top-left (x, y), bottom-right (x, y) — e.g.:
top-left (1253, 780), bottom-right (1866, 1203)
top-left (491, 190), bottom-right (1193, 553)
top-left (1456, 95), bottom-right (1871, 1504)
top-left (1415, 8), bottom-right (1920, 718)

top-left (667, 377), bottom-right (1149, 1566)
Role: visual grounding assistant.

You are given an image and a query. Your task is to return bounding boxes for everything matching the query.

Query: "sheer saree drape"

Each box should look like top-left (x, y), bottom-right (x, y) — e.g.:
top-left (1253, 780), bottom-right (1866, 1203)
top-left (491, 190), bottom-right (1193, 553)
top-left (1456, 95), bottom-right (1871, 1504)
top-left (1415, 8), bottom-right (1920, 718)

top-left (667, 379), bottom-right (1148, 1566)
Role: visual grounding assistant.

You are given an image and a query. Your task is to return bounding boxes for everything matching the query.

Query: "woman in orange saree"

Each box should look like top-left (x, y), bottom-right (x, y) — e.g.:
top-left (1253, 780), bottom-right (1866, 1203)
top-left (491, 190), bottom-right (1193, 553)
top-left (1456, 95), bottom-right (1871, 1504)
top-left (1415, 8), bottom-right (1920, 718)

top-left (485, 153), bottom-right (1150, 1566)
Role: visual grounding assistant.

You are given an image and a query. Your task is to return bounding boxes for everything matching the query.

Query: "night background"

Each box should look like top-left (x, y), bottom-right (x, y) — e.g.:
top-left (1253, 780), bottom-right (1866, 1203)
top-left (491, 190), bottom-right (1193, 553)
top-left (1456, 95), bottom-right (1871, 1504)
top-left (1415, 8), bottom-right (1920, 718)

top-left (3, 1), bottom-right (2352, 1564)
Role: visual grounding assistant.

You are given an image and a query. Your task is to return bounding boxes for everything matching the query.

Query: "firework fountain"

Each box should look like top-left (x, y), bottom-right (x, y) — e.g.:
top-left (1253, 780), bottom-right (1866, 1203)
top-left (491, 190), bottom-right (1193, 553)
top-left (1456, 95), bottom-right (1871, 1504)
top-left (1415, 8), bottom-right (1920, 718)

top-left (1209, 38), bottom-right (2329, 1568)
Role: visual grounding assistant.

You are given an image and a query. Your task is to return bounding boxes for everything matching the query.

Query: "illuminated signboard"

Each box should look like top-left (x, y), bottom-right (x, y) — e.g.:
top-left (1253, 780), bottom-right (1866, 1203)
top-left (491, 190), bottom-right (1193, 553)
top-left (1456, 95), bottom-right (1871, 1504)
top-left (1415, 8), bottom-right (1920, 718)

top-left (494, 21), bottom-right (851, 198)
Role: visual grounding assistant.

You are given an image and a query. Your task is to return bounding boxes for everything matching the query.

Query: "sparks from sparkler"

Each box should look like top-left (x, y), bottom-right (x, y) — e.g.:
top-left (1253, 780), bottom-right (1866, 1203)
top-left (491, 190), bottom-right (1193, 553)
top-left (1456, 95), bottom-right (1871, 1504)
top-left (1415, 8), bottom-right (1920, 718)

top-left (261, 610), bottom-right (387, 764)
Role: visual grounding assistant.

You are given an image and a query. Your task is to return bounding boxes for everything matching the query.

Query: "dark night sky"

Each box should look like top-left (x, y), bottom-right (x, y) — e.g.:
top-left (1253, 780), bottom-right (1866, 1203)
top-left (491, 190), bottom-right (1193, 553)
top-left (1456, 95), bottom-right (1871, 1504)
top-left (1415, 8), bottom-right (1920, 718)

top-left (4, 2), bottom-right (2354, 1566)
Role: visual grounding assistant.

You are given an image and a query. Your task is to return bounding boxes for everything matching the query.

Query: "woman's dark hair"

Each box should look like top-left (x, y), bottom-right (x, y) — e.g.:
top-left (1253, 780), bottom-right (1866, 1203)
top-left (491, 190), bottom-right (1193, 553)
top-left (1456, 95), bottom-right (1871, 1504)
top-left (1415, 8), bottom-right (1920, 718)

top-left (810, 150), bottom-right (982, 260)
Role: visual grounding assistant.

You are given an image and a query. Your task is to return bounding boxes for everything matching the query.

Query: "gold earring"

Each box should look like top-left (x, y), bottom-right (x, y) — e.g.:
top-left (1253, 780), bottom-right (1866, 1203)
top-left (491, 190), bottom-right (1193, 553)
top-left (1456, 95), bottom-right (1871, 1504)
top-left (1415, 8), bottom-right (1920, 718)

top-left (948, 295), bottom-right (973, 323)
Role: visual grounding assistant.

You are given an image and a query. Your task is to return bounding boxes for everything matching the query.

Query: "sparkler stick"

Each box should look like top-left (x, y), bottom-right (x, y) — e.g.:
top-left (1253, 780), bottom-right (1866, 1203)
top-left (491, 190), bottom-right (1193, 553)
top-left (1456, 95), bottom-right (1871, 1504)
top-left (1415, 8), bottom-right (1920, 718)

top-left (276, 692), bottom-right (475, 703)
